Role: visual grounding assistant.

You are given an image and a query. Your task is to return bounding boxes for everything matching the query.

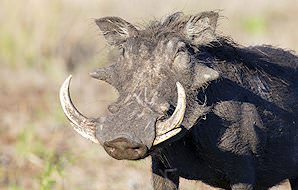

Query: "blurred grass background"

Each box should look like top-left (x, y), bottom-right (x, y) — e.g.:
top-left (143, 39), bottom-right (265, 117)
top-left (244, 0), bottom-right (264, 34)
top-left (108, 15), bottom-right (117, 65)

top-left (0, 0), bottom-right (297, 189)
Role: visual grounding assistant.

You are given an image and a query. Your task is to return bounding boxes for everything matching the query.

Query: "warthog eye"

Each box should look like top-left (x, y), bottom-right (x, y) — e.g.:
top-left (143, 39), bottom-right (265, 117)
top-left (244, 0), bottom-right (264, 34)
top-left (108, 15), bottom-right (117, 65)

top-left (173, 49), bottom-right (191, 69)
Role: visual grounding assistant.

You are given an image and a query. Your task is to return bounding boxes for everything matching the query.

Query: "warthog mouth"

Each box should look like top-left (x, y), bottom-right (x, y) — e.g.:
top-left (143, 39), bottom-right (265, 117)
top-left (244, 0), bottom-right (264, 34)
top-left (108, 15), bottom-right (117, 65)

top-left (59, 75), bottom-right (186, 156)
top-left (153, 81), bottom-right (186, 145)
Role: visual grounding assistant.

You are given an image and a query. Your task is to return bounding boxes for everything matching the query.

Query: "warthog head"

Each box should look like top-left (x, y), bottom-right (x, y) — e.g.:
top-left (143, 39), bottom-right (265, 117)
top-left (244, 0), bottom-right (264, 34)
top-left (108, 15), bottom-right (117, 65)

top-left (60, 12), bottom-right (220, 160)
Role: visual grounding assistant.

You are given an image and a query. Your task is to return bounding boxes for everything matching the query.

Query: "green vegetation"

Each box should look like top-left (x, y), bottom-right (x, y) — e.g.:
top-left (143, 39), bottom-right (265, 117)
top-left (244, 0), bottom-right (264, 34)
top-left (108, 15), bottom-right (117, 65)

top-left (14, 125), bottom-right (70, 190)
top-left (240, 16), bottom-right (267, 35)
top-left (8, 184), bottom-right (23, 190)
top-left (39, 155), bottom-right (65, 190)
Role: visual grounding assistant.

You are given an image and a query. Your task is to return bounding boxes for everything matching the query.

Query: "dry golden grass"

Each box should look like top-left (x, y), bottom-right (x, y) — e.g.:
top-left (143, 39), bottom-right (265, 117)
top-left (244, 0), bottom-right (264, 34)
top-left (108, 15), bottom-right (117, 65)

top-left (0, 0), bottom-right (297, 189)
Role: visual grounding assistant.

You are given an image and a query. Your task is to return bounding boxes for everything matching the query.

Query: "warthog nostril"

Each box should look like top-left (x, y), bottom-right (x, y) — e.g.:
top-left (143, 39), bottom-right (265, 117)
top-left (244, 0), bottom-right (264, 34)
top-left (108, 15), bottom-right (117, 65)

top-left (103, 137), bottom-right (148, 160)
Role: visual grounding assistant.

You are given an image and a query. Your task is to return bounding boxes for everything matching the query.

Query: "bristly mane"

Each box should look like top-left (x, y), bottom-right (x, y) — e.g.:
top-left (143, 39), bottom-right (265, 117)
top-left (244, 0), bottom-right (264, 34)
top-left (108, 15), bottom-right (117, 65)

top-left (137, 11), bottom-right (221, 45)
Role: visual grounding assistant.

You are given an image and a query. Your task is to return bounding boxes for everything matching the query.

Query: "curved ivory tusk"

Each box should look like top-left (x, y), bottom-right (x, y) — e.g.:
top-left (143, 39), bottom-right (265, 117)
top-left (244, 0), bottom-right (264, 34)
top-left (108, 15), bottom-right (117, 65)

top-left (153, 82), bottom-right (186, 145)
top-left (59, 75), bottom-right (99, 144)
top-left (153, 128), bottom-right (182, 146)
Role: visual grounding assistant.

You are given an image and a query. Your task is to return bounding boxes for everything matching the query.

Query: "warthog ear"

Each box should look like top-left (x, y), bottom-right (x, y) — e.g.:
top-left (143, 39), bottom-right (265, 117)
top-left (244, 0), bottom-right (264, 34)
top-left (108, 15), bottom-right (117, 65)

top-left (95, 17), bottom-right (139, 46)
top-left (183, 11), bottom-right (219, 45)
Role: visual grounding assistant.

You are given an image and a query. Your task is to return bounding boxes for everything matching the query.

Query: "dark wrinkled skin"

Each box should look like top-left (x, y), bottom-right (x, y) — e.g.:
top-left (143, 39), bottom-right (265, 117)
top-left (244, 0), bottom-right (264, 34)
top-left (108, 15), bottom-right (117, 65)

top-left (90, 12), bottom-right (298, 190)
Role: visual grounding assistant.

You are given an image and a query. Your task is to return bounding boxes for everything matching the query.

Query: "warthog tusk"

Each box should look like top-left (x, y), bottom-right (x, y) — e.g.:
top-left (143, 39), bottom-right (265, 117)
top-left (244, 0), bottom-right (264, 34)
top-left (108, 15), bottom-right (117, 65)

top-left (59, 75), bottom-right (99, 144)
top-left (153, 82), bottom-right (186, 145)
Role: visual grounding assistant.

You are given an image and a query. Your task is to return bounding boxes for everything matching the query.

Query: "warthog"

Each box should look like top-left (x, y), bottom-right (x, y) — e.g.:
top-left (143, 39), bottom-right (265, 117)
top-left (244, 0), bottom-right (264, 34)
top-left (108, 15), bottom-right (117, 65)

top-left (59, 12), bottom-right (298, 190)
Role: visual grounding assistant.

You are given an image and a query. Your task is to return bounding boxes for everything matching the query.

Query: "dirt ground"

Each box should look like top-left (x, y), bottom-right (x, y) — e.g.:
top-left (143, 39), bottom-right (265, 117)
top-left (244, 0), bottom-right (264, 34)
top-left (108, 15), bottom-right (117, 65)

top-left (0, 0), bottom-right (297, 189)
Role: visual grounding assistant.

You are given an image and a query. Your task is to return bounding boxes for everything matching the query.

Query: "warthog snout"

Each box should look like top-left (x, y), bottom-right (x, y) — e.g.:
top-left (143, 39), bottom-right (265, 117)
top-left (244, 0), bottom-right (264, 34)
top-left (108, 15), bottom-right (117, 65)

top-left (103, 137), bottom-right (148, 160)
